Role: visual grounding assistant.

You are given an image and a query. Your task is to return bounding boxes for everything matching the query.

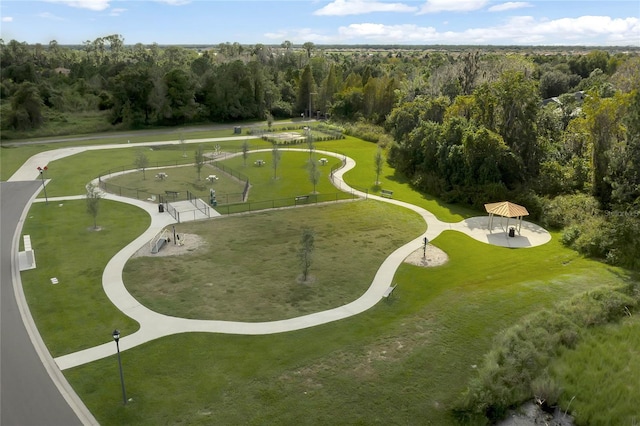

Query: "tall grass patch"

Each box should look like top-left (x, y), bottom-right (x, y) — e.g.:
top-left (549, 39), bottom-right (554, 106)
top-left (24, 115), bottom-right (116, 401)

top-left (550, 316), bottom-right (640, 425)
top-left (455, 279), bottom-right (640, 423)
top-left (124, 201), bottom-right (425, 321)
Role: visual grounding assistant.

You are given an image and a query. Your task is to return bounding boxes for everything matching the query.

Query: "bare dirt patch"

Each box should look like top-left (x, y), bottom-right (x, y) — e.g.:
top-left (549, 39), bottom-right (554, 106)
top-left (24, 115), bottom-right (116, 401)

top-left (132, 233), bottom-right (207, 258)
top-left (403, 244), bottom-right (448, 267)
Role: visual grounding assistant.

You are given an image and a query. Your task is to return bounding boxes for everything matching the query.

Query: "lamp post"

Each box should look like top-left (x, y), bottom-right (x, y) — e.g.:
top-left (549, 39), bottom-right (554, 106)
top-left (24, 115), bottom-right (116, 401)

top-left (112, 329), bottom-right (127, 405)
top-left (423, 237), bottom-right (428, 259)
top-left (37, 166), bottom-right (49, 205)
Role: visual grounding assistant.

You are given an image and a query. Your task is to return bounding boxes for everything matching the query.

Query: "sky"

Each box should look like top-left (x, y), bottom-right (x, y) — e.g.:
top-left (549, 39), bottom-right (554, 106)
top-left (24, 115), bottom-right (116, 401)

top-left (1, 0), bottom-right (639, 46)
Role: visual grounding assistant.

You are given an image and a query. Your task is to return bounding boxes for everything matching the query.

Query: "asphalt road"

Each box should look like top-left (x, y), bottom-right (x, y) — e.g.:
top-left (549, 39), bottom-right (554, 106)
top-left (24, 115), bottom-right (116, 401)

top-left (1, 181), bottom-right (84, 426)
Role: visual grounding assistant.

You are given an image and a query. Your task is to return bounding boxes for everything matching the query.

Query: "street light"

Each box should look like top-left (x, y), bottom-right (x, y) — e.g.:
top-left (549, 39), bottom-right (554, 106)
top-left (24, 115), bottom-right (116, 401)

top-left (423, 237), bottom-right (428, 259)
top-left (37, 166), bottom-right (49, 205)
top-left (112, 329), bottom-right (128, 405)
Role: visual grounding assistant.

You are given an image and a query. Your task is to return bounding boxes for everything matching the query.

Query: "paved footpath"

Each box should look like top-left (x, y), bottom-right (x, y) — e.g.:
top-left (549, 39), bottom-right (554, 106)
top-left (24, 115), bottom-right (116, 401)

top-left (6, 139), bottom-right (551, 421)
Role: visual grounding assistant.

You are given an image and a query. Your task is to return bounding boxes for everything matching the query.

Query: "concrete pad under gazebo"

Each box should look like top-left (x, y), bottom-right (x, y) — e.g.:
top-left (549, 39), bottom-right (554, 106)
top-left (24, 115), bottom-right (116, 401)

top-left (451, 216), bottom-right (551, 248)
top-left (485, 201), bottom-right (529, 235)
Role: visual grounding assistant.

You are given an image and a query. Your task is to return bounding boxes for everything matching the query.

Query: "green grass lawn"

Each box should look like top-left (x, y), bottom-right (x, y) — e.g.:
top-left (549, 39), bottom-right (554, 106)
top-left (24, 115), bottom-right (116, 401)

top-left (11, 129), bottom-right (638, 425)
top-left (320, 137), bottom-right (478, 222)
top-left (22, 139), bottom-right (270, 197)
top-left (20, 199), bottom-right (145, 356)
top-left (63, 231), bottom-right (628, 425)
top-left (124, 201), bottom-right (425, 321)
top-left (219, 150), bottom-right (344, 202)
top-left (104, 163), bottom-right (247, 204)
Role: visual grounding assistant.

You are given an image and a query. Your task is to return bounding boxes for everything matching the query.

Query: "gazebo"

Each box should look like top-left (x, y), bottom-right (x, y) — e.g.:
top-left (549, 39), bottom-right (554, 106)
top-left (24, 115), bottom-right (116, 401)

top-left (484, 201), bottom-right (529, 235)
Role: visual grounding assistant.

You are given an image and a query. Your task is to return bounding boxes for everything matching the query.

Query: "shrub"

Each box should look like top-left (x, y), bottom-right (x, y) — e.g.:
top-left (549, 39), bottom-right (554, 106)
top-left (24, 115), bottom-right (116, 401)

top-left (542, 193), bottom-right (601, 229)
top-left (340, 120), bottom-right (388, 144)
top-left (531, 374), bottom-right (562, 412)
top-left (454, 283), bottom-right (640, 423)
top-left (561, 225), bottom-right (581, 246)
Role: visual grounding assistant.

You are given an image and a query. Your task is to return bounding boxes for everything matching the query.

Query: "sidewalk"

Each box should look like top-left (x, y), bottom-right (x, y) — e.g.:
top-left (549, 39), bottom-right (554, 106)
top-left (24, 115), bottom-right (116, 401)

top-left (9, 143), bottom-right (550, 371)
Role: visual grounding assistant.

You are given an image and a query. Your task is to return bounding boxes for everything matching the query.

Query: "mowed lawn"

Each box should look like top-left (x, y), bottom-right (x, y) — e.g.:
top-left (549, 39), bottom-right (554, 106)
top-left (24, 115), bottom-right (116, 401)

top-left (123, 200), bottom-right (425, 321)
top-left (64, 229), bottom-right (628, 425)
top-left (104, 163), bottom-right (247, 204)
top-left (13, 131), bottom-right (638, 424)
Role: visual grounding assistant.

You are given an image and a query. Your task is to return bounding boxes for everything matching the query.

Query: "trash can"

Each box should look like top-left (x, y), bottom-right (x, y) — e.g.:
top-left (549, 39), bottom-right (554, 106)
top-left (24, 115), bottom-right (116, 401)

top-left (508, 227), bottom-right (515, 237)
top-left (234, 126), bottom-right (241, 134)
top-left (158, 203), bottom-right (164, 213)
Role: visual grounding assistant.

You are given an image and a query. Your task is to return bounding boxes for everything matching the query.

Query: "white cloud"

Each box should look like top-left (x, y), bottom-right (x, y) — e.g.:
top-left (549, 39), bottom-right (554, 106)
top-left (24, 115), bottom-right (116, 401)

top-left (38, 12), bottom-right (66, 20)
top-left (488, 2), bottom-right (532, 12)
top-left (419, 0), bottom-right (488, 14)
top-left (264, 28), bottom-right (333, 43)
top-left (339, 23), bottom-right (437, 41)
top-left (314, 0), bottom-right (417, 16)
top-left (109, 7), bottom-right (126, 16)
top-left (264, 31), bottom-right (287, 40)
top-left (334, 15), bottom-right (640, 45)
top-left (155, 0), bottom-right (191, 5)
top-left (2, 16), bottom-right (13, 22)
top-left (44, 0), bottom-right (111, 11)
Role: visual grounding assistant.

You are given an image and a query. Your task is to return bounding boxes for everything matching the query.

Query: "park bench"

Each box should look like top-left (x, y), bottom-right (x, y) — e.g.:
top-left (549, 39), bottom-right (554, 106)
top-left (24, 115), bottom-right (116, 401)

top-left (380, 189), bottom-right (393, 198)
top-left (165, 190), bottom-right (179, 201)
top-left (382, 284), bottom-right (397, 299)
top-left (295, 195), bottom-right (310, 204)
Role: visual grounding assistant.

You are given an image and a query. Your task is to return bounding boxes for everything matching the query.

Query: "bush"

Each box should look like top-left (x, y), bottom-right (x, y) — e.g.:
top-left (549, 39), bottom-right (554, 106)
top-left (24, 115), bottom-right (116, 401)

top-left (542, 193), bottom-right (601, 229)
top-left (454, 283), bottom-right (639, 423)
top-left (561, 225), bottom-right (581, 246)
top-left (340, 120), bottom-right (388, 144)
top-left (530, 374), bottom-right (562, 412)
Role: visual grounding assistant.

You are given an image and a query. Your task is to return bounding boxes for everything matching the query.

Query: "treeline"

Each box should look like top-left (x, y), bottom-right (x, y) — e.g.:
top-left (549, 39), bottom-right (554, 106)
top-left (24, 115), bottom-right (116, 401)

top-left (1, 36), bottom-right (638, 268)
top-left (385, 54), bottom-right (639, 270)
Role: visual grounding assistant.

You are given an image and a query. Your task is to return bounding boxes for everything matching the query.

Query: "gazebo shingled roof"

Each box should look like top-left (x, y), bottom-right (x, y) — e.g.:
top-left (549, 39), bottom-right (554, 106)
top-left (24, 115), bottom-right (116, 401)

top-left (484, 201), bottom-right (529, 218)
top-left (484, 201), bottom-right (529, 235)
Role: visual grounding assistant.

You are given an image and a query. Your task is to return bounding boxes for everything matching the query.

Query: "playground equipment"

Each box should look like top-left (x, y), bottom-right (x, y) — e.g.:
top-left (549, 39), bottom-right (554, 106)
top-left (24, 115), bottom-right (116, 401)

top-left (150, 229), bottom-right (169, 254)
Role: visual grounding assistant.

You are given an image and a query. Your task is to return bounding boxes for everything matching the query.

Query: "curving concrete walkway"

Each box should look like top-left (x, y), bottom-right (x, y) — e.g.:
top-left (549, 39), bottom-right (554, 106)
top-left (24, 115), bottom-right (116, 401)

top-left (9, 141), bottom-right (550, 373)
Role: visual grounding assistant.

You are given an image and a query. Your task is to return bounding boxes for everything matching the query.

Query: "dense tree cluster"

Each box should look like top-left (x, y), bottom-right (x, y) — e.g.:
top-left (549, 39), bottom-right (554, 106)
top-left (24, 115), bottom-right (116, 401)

top-left (1, 37), bottom-right (638, 267)
top-left (385, 52), bottom-right (639, 269)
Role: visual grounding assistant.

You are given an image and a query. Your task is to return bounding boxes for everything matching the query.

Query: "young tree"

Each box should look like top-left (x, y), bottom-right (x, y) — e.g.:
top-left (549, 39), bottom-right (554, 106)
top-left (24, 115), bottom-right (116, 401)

top-left (308, 158), bottom-right (320, 194)
top-left (298, 227), bottom-right (315, 282)
top-left (271, 143), bottom-right (281, 179)
top-left (134, 149), bottom-right (149, 179)
top-left (194, 145), bottom-right (205, 180)
top-left (242, 139), bottom-right (250, 166)
top-left (86, 183), bottom-right (102, 230)
top-left (374, 147), bottom-right (384, 186)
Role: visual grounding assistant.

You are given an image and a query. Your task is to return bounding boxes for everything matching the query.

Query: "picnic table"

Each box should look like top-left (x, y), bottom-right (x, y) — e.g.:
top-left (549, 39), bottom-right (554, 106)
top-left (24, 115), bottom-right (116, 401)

top-left (207, 175), bottom-right (218, 182)
top-left (156, 172), bottom-right (168, 180)
top-left (319, 158), bottom-right (328, 166)
top-left (255, 159), bottom-right (265, 166)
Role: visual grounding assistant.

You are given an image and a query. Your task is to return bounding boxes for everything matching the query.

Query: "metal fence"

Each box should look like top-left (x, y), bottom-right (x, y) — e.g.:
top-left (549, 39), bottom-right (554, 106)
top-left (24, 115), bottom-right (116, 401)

top-left (98, 179), bottom-right (168, 203)
top-left (213, 191), bottom-right (360, 215)
top-left (166, 202), bottom-right (179, 221)
top-left (187, 190), bottom-right (211, 218)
